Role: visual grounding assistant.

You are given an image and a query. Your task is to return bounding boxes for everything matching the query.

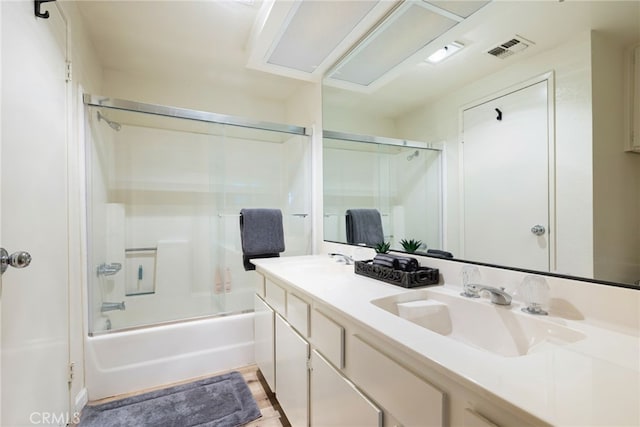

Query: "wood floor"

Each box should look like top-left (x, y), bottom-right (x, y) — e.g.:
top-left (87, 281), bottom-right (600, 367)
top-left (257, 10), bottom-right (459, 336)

top-left (79, 364), bottom-right (290, 427)
top-left (242, 365), bottom-right (291, 427)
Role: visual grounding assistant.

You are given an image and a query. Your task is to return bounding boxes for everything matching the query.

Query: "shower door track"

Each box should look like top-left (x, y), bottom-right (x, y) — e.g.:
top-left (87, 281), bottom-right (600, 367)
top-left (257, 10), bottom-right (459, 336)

top-left (88, 309), bottom-right (255, 337)
top-left (323, 129), bottom-right (443, 151)
top-left (83, 93), bottom-right (310, 136)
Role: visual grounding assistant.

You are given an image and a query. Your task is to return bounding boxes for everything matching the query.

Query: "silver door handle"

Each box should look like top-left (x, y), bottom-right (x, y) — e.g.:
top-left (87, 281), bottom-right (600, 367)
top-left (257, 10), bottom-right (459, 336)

top-left (0, 248), bottom-right (32, 274)
top-left (531, 225), bottom-right (546, 236)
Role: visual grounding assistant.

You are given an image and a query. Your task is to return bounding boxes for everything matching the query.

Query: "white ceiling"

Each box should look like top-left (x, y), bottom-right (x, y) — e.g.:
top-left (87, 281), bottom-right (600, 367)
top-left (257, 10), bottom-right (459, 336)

top-left (76, 0), bottom-right (307, 101)
top-left (324, 0), bottom-right (640, 118)
top-left (77, 1), bottom-right (640, 117)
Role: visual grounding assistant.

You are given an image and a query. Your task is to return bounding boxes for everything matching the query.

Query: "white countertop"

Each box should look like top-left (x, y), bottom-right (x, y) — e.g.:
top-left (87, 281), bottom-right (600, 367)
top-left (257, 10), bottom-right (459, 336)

top-left (254, 255), bottom-right (640, 427)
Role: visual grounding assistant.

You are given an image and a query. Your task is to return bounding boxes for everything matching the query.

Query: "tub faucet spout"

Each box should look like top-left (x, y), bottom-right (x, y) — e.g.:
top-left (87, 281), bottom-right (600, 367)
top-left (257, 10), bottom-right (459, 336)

top-left (101, 301), bottom-right (125, 312)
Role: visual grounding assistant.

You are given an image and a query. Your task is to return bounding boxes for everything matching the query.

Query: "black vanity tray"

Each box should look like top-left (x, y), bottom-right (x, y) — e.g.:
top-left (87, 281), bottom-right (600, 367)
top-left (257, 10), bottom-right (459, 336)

top-left (354, 260), bottom-right (440, 288)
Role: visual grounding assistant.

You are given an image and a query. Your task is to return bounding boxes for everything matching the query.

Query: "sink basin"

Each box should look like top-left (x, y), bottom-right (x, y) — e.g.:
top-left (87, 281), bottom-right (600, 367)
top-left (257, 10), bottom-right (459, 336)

top-left (371, 289), bottom-right (585, 357)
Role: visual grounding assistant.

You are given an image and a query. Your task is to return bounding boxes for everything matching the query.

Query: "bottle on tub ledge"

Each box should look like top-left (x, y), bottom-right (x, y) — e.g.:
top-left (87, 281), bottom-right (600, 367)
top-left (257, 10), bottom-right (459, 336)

top-left (224, 267), bottom-right (232, 293)
top-left (214, 267), bottom-right (224, 294)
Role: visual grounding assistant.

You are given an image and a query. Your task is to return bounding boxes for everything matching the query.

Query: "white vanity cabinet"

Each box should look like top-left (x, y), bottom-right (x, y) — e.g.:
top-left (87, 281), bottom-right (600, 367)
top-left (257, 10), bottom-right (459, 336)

top-left (255, 275), bottom-right (383, 427)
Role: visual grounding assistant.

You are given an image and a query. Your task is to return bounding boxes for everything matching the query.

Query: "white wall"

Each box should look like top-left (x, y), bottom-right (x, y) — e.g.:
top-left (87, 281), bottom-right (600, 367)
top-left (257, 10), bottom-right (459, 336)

top-left (323, 102), bottom-right (397, 137)
top-left (397, 32), bottom-right (595, 279)
top-left (102, 68), bottom-right (317, 128)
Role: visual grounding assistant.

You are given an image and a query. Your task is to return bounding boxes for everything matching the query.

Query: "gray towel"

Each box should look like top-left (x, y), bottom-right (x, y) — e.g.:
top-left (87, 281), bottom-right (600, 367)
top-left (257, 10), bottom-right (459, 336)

top-left (345, 209), bottom-right (384, 247)
top-left (427, 249), bottom-right (454, 258)
top-left (239, 208), bottom-right (285, 271)
top-left (372, 254), bottom-right (419, 272)
top-left (372, 254), bottom-right (400, 269)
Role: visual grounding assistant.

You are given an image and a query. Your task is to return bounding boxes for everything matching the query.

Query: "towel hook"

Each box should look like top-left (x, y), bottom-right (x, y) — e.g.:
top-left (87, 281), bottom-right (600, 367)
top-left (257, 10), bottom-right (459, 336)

top-left (495, 108), bottom-right (503, 121)
top-left (35, 0), bottom-right (56, 19)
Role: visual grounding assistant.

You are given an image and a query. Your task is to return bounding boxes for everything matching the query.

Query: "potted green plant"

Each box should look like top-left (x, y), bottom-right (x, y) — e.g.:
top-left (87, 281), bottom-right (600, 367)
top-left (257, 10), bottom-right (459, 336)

top-left (399, 238), bottom-right (423, 254)
top-left (374, 242), bottom-right (391, 254)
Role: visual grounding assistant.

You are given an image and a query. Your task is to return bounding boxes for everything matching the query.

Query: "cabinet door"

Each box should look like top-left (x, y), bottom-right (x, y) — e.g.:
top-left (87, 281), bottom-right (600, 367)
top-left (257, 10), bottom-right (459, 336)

top-left (254, 295), bottom-right (275, 392)
top-left (276, 314), bottom-right (309, 427)
top-left (311, 350), bottom-right (382, 427)
top-left (350, 335), bottom-right (445, 427)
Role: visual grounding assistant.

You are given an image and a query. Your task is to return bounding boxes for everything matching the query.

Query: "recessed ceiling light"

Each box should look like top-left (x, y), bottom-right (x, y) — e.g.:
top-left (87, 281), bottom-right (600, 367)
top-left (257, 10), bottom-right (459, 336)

top-left (425, 41), bottom-right (464, 64)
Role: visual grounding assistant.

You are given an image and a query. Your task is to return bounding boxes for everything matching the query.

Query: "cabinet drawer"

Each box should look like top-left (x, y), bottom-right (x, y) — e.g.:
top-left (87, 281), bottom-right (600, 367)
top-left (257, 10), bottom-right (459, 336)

top-left (351, 335), bottom-right (445, 427)
top-left (265, 279), bottom-right (286, 314)
top-left (311, 308), bottom-right (344, 369)
top-left (287, 293), bottom-right (310, 337)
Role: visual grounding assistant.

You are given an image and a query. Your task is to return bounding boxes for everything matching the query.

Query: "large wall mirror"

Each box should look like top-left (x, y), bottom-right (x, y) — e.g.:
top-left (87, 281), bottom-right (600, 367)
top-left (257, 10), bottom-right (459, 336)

top-left (322, 0), bottom-right (640, 287)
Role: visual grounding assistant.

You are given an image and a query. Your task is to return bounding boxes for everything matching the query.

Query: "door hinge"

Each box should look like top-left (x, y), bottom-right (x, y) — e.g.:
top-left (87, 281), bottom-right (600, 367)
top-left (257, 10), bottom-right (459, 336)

top-left (65, 61), bottom-right (72, 82)
top-left (68, 362), bottom-right (75, 384)
top-left (306, 358), bottom-right (313, 372)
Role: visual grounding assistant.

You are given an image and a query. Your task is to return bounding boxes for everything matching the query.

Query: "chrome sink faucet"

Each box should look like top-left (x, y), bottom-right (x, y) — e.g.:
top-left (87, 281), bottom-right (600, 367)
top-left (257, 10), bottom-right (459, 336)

top-left (329, 253), bottom-right (354, 265)
top-left (461, 284), bottom-right (512, 306)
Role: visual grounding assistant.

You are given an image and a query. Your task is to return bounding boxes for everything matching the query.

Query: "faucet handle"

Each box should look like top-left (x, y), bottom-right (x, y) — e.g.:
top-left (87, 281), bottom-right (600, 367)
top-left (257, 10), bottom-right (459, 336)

top-left (460, 265), bottom-right (481, 297)
top-left (519, 275), bottom-right (550, 315)
top-left (460, 283), bottom-right (481, 298)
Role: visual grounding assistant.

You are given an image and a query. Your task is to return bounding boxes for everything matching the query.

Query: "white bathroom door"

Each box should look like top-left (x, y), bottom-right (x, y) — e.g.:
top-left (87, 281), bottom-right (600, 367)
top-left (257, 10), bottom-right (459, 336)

top-left (462, 80), bottom-right (550, 272)
top-left (1, 2), bottom-right (70, 425)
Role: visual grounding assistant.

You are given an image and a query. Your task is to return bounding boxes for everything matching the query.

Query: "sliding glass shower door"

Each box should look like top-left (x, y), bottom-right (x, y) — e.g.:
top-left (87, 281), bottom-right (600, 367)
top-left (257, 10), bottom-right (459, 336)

top-left (85, 98), bottom-right (311, 333)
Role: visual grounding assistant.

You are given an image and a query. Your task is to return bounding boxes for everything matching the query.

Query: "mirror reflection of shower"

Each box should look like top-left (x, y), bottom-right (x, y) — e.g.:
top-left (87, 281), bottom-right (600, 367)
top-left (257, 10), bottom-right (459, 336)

top-left (407, 150), bottom-right (419, 161)
top-left (97, 110), bottom-right (122, 131)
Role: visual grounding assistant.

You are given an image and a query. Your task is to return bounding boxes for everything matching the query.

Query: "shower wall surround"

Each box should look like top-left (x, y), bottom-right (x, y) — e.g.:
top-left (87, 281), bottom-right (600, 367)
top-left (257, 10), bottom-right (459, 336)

top-left (85, 102), bottom-right (312, 333)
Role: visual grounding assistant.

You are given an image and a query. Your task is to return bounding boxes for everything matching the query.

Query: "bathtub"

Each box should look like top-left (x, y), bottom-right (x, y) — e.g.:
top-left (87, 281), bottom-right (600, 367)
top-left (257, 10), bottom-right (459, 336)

top-left (84, 312), bottom-right (255, 400)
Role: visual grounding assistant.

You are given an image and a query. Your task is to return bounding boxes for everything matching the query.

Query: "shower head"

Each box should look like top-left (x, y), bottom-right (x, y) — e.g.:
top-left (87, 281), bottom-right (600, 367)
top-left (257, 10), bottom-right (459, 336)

top-left (407, 150), bottom-right (419, 161)
top-left (97, 111), bottom-right (122, 132)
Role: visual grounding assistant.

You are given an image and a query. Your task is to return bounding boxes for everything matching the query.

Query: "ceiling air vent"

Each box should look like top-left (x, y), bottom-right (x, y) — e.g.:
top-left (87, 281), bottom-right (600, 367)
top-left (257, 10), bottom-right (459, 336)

top-left (487, 36), bottom-right (533, 59)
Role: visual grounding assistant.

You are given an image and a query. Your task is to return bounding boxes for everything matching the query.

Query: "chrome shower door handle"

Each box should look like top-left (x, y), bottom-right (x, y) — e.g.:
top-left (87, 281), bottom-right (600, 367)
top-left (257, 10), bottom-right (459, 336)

top-left (0, 247), bottom-right (32, 274)
top-left (530, 225), bottom-right (546, 236)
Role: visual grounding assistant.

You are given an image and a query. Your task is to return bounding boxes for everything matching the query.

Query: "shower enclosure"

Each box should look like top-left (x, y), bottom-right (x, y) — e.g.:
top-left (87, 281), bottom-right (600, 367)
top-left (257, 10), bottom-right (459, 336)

top-left (84, 95), bottom-right (312, 334)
